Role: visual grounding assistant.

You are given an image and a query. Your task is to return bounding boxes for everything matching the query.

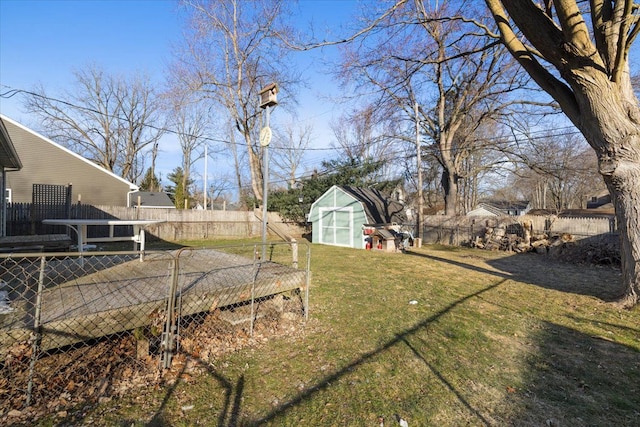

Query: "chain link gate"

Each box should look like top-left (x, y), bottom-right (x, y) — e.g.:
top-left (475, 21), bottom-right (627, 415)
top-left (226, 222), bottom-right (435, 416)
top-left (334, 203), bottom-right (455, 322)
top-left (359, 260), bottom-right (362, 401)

top-left (0, 241), bottom-right (310, 425)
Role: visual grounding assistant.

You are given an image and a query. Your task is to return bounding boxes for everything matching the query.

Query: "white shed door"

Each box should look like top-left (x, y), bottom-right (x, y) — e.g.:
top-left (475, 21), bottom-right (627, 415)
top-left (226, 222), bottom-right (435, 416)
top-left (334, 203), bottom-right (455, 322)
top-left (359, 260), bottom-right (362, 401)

top-left (318, 207), bottom-right (353, 247)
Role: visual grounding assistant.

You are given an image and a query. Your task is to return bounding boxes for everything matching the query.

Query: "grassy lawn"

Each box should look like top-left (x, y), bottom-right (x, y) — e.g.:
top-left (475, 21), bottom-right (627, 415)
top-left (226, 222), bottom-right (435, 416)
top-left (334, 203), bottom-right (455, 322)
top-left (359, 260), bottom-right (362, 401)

top-left (45, 242), bottom-right (639, 426)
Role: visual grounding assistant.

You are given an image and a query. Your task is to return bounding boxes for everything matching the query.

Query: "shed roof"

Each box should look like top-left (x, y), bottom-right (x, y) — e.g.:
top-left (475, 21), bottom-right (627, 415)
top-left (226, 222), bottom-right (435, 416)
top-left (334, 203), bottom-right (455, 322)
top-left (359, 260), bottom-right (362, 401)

top-left (128, 191), bottom-right (175, 208)
top-left (340, 186), bottom-right (407, 224)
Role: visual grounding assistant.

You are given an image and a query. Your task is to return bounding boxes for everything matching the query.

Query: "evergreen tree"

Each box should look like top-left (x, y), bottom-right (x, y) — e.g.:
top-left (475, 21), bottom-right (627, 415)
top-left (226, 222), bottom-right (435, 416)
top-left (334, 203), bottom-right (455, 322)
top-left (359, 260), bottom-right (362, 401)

top-left (139, 168), bottom-right (162, 192)
top-left (165, 167), bottom-right (193, 209)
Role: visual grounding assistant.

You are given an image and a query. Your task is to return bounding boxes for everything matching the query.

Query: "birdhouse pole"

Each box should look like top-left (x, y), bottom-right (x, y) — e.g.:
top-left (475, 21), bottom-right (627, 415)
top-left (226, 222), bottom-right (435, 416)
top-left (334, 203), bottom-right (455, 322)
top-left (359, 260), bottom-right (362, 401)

top-left (259, 83), bottom-right (278, 260)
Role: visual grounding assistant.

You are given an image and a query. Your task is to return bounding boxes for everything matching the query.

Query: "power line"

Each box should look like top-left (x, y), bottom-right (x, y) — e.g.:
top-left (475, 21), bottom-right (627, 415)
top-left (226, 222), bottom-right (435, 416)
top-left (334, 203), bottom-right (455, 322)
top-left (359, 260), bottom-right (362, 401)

top-left (1, 84), bottom-right (585, 154)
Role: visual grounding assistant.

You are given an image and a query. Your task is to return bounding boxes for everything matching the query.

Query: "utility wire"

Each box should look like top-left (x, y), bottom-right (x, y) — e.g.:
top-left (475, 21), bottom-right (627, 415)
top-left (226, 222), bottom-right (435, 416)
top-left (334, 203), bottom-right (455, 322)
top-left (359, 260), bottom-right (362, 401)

top-left (0, 84), bottom-right (584, 154)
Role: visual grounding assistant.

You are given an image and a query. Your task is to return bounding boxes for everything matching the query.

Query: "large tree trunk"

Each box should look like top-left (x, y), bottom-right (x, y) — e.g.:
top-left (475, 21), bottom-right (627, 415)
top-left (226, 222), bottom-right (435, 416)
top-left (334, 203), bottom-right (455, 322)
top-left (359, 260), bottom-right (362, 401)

top-left (243, 131), bottom-right (263, 203)
top-left (589, 95), bottom-right (640, 307)
top-left (441, 168), bottom-right (459, 216)
top-left (485, 0), bottom-right (640, 306)
top-left (573, 70), bottom-right (640, 307)
top-left (606, 171), bottom-right (640, 307)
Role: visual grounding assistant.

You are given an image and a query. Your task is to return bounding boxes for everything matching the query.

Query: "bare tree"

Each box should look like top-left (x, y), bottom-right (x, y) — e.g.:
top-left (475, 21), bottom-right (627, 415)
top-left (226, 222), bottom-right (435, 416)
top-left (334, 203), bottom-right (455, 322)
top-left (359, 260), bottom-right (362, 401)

top-left (172, 0), bottom-right (299, 203)
top-left (336, 1), bottom-right (532, 215)
top-left (485, 0), bottom-right (640, 307)
top-left (329, 106), bottom-right (399, 183)
top-left (24, 64), bottom-right (164, 183)
top-left (509, 129), bottom-right (602, 212)
top-left (165, 90), bottom-right (211, 208)
top-left (271, 121), bottom-right (313, 189)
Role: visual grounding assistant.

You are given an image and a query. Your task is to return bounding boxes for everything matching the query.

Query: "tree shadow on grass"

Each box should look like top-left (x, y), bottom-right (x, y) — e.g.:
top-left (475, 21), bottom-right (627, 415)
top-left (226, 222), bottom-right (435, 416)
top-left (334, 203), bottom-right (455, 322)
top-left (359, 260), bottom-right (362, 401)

top-left (249, 280), bottom-right (506, 426)
top-left (95, 247), bottom-right (635, 426)
top-left (507, 321), bottom-right (640, 426)
top-left (111, 281), bottom-right (506, 427)
top-left (241, 250), bottom-right (637, 425)
top-left (114, 361), bottom-right (244, 427)
top-left (405, 249), bottom-right (624, 302)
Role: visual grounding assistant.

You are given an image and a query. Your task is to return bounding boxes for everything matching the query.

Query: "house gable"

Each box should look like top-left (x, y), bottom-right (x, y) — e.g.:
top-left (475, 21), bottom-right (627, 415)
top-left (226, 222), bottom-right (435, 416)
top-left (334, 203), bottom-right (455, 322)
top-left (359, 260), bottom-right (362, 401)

top-left (468, 200), bottom-right (531, 217)
top-left (0, 118), bottom-right (22, 171)
top-left (467, 204), bottom-right (503, 217)
top-left (1, 115), bottom-right (137, 205)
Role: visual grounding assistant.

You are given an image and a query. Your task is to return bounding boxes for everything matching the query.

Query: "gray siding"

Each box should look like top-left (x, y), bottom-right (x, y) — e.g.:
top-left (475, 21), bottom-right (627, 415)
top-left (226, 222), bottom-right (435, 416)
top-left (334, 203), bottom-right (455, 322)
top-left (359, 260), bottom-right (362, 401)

top-left (2, 117), bottom-right (136, 206)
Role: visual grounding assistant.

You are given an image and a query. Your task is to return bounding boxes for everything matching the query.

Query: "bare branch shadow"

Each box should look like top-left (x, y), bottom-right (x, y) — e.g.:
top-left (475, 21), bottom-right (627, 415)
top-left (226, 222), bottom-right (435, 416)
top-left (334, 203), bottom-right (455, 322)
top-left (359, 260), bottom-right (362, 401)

top-left (404, 249), bottom-right (623, 302)
top-left (249, 281), bottom-right (505, 425)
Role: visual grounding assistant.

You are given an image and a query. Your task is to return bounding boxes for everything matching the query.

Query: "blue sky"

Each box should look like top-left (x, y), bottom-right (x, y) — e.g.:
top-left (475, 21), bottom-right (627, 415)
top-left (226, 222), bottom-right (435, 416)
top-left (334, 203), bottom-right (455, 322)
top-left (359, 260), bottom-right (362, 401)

top-left (0, 0), bottom-right (357, 193)
top-left (6, 1), bottom-right (636, 198)
top-left (0, 1), bottom-right (182, 112)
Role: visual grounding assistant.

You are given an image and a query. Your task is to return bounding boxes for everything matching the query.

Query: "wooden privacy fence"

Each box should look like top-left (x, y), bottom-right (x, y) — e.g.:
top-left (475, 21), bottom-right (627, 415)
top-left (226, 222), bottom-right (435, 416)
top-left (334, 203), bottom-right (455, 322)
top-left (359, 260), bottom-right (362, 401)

top-left (5, 204), bottom-right (304, 242)
top-left (420, 214), bottom-right (617, 246)
top-left (521, 215), bottom-right (616, 236)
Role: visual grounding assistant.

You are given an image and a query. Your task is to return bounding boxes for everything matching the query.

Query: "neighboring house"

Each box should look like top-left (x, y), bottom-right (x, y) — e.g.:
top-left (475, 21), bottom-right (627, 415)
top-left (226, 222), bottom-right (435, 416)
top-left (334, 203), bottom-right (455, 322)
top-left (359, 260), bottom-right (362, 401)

top-left (467, 200), bottom-right (531, 217)
top-left (0, 118), bottom-right (23, 236)
top-left (128, 191), bottom-right (175, 209)
top-left (0, 115), bottom-right (138, 206)
top-left (308, 185), bottom-right (407, 249)
top-left (586, 190), bottom-right (613, 210)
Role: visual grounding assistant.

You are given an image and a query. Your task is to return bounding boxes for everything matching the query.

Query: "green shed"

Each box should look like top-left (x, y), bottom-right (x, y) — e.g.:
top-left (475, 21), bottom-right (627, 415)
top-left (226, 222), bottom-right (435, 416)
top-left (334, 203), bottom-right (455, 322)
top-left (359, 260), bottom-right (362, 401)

top-left (308, 185), bottom-right (407, 249)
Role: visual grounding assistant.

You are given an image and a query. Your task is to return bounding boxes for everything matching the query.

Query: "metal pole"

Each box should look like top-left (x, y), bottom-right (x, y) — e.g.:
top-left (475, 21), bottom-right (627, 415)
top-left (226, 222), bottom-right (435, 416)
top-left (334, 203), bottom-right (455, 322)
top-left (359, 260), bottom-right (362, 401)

top-left (162, 257), bottom-right (180, 369)
top-left (261, 105), bottom-right (270, 260)
top-left (26, 256), bottom-right (46, 406)
top-left (204, 145), bottom-right (208, 210)
top-left (304, 244), bottom-right (311, 321)
top-left (250, 244), bottom-right (258, 336)
top-left (415, 101), bottom-right (423, 247)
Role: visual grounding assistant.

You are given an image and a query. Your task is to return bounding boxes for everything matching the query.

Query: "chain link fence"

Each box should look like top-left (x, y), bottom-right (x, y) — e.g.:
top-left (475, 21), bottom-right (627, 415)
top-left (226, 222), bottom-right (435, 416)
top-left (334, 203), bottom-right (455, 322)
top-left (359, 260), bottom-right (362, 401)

top-left (0, 241), bottom-right (310, 424)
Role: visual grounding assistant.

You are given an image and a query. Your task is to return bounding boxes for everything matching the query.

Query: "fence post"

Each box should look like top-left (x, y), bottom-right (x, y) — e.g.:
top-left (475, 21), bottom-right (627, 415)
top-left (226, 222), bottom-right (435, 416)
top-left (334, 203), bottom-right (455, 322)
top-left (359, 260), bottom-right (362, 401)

top-left (304, 244), bottom-right (311, 321)
top-left (161, 257), bottom-right (180, 369)
top-left (250, 244), bottom-right (258, 337)
top-left (26, 256), bottom-right (46, 407)
top-left (291, 239), bottom-right (298, 269)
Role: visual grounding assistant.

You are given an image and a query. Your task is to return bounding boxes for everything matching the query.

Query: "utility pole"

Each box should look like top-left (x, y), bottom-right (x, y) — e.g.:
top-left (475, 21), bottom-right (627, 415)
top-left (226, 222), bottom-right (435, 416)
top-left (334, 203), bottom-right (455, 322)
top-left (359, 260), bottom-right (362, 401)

top-left (415, 101), bottom-right (423, 248)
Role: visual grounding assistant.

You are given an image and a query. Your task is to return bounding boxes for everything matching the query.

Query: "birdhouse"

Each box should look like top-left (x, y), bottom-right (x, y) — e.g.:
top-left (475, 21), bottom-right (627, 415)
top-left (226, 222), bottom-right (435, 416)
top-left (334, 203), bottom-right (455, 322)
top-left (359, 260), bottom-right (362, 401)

top-left (259, 83), bottom-right (278, 109)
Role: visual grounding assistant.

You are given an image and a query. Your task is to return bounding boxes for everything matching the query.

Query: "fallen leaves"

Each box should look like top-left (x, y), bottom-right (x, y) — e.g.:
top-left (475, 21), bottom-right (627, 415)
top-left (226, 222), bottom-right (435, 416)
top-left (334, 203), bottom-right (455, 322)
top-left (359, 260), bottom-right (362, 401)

top-left (1, 297), bottom-right (306, 426)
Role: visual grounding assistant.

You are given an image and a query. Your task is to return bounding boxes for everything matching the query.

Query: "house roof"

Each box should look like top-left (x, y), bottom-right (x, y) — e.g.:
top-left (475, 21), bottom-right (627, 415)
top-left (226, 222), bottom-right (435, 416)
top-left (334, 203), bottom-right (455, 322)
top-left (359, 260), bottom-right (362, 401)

top-left (467, 204), bottom-right (504, 216)
top-left (128, 191), bottom-right (175, 208)
top-left (0, 117), bottom-right (22, 170)
top-left (1, 115), bottom-right (137, 189)
top-left (340, 186), bottom-right (407, 224)
top-left (481, 200), bottom-right (530, 211)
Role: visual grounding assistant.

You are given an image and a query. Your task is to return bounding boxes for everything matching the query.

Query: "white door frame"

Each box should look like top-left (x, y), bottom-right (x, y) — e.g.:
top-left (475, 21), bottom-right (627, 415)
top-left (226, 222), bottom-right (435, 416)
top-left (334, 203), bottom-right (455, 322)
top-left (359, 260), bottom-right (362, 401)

top-left (318, 207), bottom-right (353, 247)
